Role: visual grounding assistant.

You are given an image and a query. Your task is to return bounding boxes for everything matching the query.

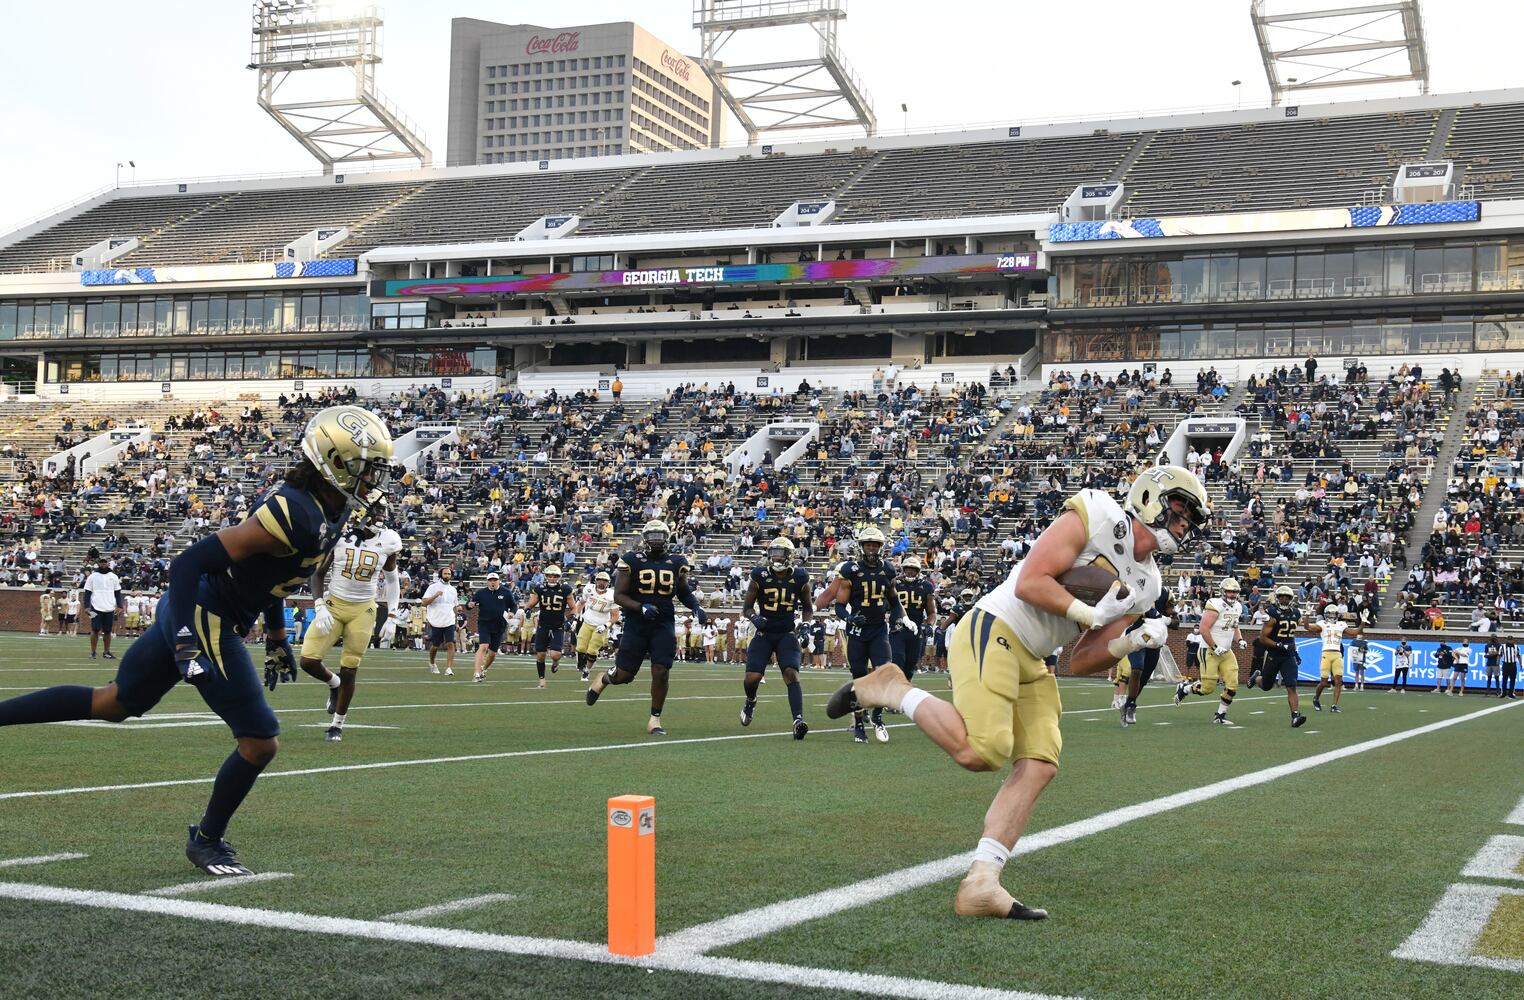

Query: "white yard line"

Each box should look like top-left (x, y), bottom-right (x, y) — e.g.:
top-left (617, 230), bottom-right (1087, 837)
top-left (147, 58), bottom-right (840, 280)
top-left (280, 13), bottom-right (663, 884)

top-left (655, 700), bottom-right (1522, 956)
top-left (0, 852), bottom-right (86, 868)
top-left (1459, 835), bottom-right (1524, 883)
top-left (1392, 882), bottom-right (1524, 973)
top-left (0, 724), bottom-right (912, 802)
top-left (1507, 793), bottom-right (1524, 827)
top-left (380, 893), bottom-right (518, 922)
top-left (145, 872), bottom-right (295, 896)
top-left (0, 881), bottom-right (1075, 1000)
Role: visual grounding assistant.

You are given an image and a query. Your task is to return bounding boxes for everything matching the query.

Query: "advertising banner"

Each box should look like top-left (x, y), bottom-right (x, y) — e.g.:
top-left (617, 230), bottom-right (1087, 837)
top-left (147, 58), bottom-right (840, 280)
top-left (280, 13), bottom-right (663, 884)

top-left (1288, 636), bottom-right (1501, 688)
top-left (375, 251), bottom-right (1038, 299)
top-left (1048, 201), bottom-right (1480, 243)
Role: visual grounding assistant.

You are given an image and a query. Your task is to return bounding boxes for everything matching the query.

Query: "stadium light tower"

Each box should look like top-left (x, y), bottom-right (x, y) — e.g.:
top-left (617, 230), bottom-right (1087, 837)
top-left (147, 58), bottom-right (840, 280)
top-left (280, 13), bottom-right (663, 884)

top-left (694, 0), bottom-right (877, 144)
top-left (248, 1), bottom-right (431, 173)
top-left (1250, 1), bottom-right (1430, 105)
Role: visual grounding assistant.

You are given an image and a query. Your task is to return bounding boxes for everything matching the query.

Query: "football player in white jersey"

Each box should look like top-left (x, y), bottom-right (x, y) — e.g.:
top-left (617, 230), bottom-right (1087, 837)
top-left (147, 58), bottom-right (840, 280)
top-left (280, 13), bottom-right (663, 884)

top-left (573, 571), bottom-right (620, 682)
top-left (1175, 577), bottom-right (1248, 723)
top-left (1310, 608), bottom-right (1357, 713)
top-left (298, 502), bottom-right (402, 742)
top-left (826, 465), bottom-right (1209, 921)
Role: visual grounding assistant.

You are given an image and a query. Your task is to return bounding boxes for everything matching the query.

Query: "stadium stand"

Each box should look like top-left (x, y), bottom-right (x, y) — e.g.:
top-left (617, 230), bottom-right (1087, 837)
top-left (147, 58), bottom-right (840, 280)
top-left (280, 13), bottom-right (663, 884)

top-left (6, 91), bottom-right (1524, 272)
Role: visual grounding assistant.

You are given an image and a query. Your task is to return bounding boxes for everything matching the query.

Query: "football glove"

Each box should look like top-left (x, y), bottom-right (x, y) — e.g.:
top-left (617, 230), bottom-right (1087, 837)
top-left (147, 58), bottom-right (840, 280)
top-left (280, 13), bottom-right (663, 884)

top-left (310, 598), bottom-right (334, 635)
top-left (750, 614), bottom-right (768, 631)
top-left (1238, 639), bottom-right (1248, 649)
top-left (693, 607), bottom-right (708, 626)
top-left (1092, 581), bottom-right (1137, 629)
top-left (1135, 617), bottom-right (1169, 650)
top-left (1214, 644), bottom-right (1230, 656)
top-left (641, 603), bottom-right (659, 620)
top-left (899, 615), bottom-right (917, 633)
top-left (173, 625), bottom-right (209, 685)
top-left (266, 637), bottom-right (297, 684)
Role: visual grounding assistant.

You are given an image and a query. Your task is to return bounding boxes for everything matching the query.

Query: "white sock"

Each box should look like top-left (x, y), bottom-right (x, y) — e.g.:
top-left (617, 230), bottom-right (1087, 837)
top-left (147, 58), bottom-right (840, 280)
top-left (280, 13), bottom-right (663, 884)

top-left (327, 673), bottom-right (342, 689)
top-left (899, 687), bottom-right (932, 721)
top-left (1215, 704), bottom-right (1227, 716)
top-left (333, 713), bottom-right (346, 727)
top-left (973, 837), bottom-right (1011, 868)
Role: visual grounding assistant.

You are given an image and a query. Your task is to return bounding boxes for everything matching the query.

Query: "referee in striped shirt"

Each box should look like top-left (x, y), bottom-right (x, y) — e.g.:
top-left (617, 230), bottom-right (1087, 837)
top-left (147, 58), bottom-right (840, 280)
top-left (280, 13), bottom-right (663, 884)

top-left (1501, 638), bottom-right (1519, 699)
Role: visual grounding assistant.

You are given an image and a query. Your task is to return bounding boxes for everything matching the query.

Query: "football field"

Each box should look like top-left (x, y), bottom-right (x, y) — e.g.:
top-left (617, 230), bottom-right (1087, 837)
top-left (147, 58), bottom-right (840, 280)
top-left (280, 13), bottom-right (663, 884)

top-left (0, 633), bottom-right (1521, 1000)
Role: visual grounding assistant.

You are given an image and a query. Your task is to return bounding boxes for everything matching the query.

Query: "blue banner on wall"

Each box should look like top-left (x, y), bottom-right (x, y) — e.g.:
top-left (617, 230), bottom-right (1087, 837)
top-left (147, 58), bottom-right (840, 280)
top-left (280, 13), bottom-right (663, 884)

top-left (1288, 636), bottom-right (1499, 687)
top-left (1048, 201), bottom-right (1480, 243)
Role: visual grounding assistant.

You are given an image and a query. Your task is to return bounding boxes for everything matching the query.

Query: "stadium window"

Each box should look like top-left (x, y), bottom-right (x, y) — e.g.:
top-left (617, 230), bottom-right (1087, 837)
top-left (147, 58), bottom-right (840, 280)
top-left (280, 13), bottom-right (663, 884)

top-left (119, 299), bottom-right (137, 337)
top-left (207, 295), bottom-right (228, 335)
top-left (227, 296), bottom-right (246, 334)
top-left (0, 301), bottom-right (15, 340)
top-left (1413, 246), bottom-right (1445, 294)
top-left (84, 300), bottom-right (103, 338)
top-left (188, 297), bottom-right (208, 336)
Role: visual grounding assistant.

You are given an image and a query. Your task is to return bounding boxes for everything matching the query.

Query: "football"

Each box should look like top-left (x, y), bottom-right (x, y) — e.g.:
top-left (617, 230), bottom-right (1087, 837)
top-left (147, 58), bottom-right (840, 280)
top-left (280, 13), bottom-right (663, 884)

top-left (1056, 564), bottom-right (1125, 605)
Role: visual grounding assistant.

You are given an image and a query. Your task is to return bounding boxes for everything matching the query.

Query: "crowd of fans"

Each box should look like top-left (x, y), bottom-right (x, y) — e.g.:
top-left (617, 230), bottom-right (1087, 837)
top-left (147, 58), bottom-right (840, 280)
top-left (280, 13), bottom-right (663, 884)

top-left (0, 359), bottom-right (1508, 639)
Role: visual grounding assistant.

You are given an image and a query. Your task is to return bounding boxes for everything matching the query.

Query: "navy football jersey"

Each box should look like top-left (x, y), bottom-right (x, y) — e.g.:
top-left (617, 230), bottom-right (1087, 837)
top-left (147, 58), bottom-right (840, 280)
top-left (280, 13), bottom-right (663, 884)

top-left (618, 549), bottom-right (690, 621)
top-left (211, 482), bottom-right (347, 630)
top-left (838, 559), bottom-right (897, 623)
top-left (894, 577), bottom-right (936, 625)
top-left (533, 582), bottom-right (572, 627)
top-left (1266, 603), bottom-right (1302, 652)
top-left (750, 565), bottom-right (810, 632)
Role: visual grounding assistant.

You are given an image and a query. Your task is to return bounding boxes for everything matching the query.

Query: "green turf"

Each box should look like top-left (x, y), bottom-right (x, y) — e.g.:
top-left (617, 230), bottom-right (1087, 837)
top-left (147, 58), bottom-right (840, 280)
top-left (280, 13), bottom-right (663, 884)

top-left (0, 634), bottom-right (1520, 999)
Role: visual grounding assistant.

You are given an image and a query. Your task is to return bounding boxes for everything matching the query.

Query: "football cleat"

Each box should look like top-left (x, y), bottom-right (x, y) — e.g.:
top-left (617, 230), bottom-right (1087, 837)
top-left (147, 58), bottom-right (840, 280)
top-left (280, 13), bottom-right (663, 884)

top-left (103, 652), bottom-right (116, 660)
top-left (874, 720), bottom-right (889, 743)
top-left (537, 679), bottom-right (546, 689)
top-left (648, 718), bottom-right (667, 737)
top-left (1313, 697), bottom-right (1322, 711)
top-left (793, 717), bottom-right (809, 741)
top-left (740, 700), bottom-right (756, 727)
top-left (954, 860), bottom-right (1048, 920)
top-left (429, 664), bottom-right (440, 675)
top-left (1213, 714), bottom-right (1229, 725)
top-left (445, 668), bottom-right (453, 677)
top-left (185, 825), bottom-right (254, 878)
top-left (1173, 681), bottom-right (1190, 706)
top-left (472, 672), bottom-right (483, 683)
top-left (1329, 704), bottom-right (1341, 713)
top-left (550, 660), bottom-right (559, 674)
top-left (325, 687), bottom-right (339, 715)
top-left (580, 668), bottom-right (590, 682)
top-left (1122, 703), bottom-right (1137, 727)
top-left (325, 726), bottom-right (343, 742)
top-left (852, 723), bottom-right (868, 744)
top-left (1291, 713), bottom-right (1308, 728)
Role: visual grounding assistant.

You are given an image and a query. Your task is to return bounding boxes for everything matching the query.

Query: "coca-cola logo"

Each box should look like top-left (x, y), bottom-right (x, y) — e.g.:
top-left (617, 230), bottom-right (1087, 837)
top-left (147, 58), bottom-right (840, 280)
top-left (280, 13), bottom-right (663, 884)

top-left (660, 49), bottom-right (692, 82)
top-left (525, 31), bottom-right (580, 55)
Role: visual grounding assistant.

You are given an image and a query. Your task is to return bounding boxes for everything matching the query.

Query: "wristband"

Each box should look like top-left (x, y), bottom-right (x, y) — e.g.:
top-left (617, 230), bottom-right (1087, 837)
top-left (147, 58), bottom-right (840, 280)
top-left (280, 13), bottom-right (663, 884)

top-left (1065, 598), bottom-right (1098, 630)
top-left (1107, 634), bottom-right (1141, 659)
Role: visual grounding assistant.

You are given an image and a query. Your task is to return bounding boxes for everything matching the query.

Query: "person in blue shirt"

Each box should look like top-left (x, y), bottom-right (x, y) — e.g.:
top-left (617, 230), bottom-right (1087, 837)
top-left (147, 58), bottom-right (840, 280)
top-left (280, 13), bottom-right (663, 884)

top-left (0, 406), bottom-right (395, 878)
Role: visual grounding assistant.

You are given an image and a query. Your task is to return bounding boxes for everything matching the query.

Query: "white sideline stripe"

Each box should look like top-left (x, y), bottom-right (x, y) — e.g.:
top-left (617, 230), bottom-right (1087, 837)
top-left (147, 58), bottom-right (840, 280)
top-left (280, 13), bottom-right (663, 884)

top-left (1459, 835), bottom-right (1524, 883)
top-left (655, 700), bottom-right (1523, 955)
top-left (146, 872), bottom-right (295, 896)
top-left (0, 725), bottom-right (908, 802)
top-left (1507, 794), bottom-right (1524, 827)
top-left (1392, 882), bottom-right (1524, 973)
top-left (381, 893), bottom-right (518, 922)
top-left (0, 881), bottom-right (1074, 1000)
top-left (0, 852), bottom-right (86, 868)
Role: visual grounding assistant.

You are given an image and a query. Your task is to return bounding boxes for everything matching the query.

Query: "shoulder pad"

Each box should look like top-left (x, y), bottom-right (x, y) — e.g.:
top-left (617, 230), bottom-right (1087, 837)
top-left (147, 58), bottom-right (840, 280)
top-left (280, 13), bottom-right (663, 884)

top-left (376, 528), bottom-right (403, 556)
top-left (252, 486), bottom-right (321, 555)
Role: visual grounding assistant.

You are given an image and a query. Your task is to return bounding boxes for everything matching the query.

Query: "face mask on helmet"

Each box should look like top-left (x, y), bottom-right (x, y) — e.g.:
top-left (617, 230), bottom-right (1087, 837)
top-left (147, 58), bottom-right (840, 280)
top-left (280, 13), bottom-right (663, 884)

top-left (644, 526), bottom-right (670, 555)
top-left (1150, 496), bottom-right (1207, 556)
top-left (768, 544), bottom-right (791, 569)
top-left (860, 542), bottom-right (883, 565)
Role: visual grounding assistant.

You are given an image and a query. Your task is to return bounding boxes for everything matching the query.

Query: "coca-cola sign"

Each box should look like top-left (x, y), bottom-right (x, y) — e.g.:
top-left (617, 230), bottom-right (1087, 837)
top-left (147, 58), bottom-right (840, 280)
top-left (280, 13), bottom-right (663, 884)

top-left (660, 49), bottom-right (692, 82)
top-left (525, 31), bottom-right (580, 55)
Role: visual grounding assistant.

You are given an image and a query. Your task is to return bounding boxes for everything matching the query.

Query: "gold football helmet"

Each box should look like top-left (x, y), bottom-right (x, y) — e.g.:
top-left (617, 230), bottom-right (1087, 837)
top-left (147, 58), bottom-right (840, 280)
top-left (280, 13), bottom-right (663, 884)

top-left (767, 535), bottom-right (795, 569)
top-left (902, 555), bottom-right (923, 576)
top-left (300, 405), bottom-right (395, 509)
top-left (642, 519), bottom-right (672, 557)
top-left (1124, 465), bottom-right (1211, 556)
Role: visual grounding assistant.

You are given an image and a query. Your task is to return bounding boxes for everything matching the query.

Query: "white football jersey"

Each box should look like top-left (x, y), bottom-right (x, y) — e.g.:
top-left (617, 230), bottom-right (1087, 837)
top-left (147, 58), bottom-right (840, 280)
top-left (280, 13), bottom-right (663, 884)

top-left (977, 489), bottom-right (1161, 660)
top-left (1204, 597), bottom-right (1243, 649)
top-left (1318, 620), bottom-right (1348, 651)
top-left (326, 527), bottom-right (402, 603)
top-left (580, 583), bottom-right (617, 628)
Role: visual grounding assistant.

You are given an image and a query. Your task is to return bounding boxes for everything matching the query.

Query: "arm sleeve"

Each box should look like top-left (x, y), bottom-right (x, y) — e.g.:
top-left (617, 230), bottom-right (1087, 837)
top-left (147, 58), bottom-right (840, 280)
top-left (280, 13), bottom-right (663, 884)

top-left (167, 534), bottom-right (233, 648)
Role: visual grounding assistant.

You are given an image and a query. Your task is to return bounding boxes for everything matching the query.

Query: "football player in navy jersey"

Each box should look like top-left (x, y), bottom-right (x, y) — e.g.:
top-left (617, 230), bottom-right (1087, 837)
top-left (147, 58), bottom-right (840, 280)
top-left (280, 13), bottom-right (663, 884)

top-left (0, 405), bottom-right (394, 877)
top-left (586, 519), bottom-right (706, 735)
top-left (815, 525), bottom-right (913, 744)
top-left (740, 536), bottom-right (813, 739)
top-left (525, 563), bottom-right (572, 687)
top-left (891, 555), bottom-right (937, 680)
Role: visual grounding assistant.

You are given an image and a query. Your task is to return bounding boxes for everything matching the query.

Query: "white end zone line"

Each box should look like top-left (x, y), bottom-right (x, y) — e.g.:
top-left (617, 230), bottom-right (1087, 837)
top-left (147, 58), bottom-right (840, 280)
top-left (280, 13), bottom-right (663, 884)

top-left (1459, 835), bottom-right (1524, 883)
top-left (0, 881), bottom-right (1075, 1000)
top-left (1507, 794), bottom-right (1524, 827)
top-left (1392, 882), bottom-right (1524, 973)
top-left (655, 700), bottom-right (1522, 956)
top-left (146, 872), bottom-right (295, 896)
top-left (381, 893), bottom-right (518, 922)
top-left (0, 852), bottom-right (87, 868)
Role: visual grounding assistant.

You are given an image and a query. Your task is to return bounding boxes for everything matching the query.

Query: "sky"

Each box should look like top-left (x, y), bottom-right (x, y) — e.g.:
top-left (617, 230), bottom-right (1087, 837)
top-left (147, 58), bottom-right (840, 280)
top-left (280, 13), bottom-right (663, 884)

top-left (3, 0), bottom-right (1521, 232)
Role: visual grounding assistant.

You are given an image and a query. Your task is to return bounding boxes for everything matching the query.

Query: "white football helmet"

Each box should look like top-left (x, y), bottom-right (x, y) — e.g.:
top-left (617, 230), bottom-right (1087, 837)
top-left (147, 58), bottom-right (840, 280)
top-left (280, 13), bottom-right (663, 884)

top-left (1124, 465), bottom-right (1211, 556)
